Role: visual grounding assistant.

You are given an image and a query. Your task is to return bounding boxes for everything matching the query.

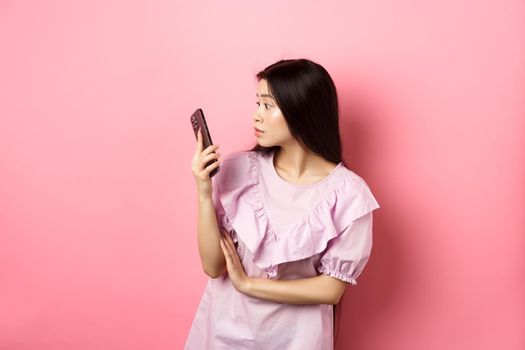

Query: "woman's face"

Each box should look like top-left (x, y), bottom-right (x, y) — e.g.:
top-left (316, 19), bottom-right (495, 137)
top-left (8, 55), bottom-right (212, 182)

top-left (253, 79), bottom-right (293, 147)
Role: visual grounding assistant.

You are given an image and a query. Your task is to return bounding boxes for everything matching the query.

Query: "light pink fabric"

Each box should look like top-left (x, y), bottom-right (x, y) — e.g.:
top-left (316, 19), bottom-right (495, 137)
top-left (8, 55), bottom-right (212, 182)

top-left (185, 150), bottom-right (380, 350)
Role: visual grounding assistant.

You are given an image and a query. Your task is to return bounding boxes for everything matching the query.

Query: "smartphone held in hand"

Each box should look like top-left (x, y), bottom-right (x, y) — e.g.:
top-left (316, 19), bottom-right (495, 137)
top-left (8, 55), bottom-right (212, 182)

top-left (190, 108), bottom-right (220, 178)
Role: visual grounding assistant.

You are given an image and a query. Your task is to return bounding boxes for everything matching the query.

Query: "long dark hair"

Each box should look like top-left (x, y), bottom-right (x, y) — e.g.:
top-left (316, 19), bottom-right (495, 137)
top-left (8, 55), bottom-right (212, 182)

top-left (247, 58), bottom-right (342, 164)
top-left (247, 58), bottom-right (344, 343)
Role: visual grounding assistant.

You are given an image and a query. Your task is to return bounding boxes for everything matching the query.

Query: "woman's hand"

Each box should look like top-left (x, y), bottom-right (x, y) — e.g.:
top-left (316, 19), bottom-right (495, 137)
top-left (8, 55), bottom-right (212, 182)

top-left (191, 127), bottom-right (221, 198)
top-left (219, 228), bottom-right (251, 294)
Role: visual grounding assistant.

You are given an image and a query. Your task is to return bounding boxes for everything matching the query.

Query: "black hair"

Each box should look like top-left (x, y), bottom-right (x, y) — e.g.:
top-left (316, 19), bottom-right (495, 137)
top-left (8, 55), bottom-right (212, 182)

top-left (247, 58), bottom-right (342, 164)
top-left (247, 58), bottom-right (344, 343)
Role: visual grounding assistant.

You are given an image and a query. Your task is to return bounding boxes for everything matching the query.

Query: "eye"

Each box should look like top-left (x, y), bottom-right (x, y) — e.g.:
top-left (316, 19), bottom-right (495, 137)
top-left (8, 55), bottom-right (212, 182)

top-left (256, 102), bottom-right (272, 110)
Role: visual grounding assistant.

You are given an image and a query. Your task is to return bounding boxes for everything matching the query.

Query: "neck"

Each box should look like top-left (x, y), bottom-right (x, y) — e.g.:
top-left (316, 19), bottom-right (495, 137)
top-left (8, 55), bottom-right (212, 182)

top-left (274, 146), bottom-right (330, 178)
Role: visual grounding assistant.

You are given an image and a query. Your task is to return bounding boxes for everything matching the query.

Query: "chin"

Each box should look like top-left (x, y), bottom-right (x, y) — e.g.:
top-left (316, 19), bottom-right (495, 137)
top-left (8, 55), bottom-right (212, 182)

top-left (257, 140), bottom-right (277, 148)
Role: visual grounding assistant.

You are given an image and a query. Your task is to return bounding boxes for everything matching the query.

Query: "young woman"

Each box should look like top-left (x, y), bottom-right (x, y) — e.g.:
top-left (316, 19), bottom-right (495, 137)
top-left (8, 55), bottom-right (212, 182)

top-left (187, 58), bottom-right (380, 349)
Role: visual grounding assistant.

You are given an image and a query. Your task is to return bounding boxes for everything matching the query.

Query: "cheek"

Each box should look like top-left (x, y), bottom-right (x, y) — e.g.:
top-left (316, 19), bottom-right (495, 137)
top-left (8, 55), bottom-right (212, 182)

top-left (270, 110), bottom-right (287, 128)
top-left (273, 114), bottom-right (290, 136)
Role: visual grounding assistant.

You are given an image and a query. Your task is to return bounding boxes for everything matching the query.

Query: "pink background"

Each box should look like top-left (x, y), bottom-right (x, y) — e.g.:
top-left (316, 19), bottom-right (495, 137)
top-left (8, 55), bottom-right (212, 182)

top-left (1, 1), bottom-right (524, 349)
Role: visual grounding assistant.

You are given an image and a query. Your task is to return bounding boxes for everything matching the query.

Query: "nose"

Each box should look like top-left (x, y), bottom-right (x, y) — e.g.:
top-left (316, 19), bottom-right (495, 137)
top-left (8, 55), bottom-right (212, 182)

top-left (253, 109), bottom-right (262, 123)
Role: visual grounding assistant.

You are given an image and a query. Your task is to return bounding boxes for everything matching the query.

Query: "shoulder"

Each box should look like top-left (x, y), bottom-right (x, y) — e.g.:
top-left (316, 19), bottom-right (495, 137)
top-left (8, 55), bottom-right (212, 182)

top-left (218, 150), bottom-right (257, 174)
top-left (338, 166), bottom-right (375, 193)
top-left (212, 150), bottom-right (258, 191)
top-left (221, 150), bottom-right (256, 164)
top-left (330, 165), bottom-right (381, 221)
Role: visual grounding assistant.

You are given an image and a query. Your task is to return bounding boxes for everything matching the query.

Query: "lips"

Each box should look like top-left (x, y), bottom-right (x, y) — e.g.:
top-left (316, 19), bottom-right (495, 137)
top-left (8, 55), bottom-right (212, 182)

top-left (254, 127), bottom-right (264, 132)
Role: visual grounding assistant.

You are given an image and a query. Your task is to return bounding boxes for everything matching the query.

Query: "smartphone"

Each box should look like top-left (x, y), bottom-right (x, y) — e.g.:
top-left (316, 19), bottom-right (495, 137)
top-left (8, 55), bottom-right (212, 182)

top-left (190, 108), bottom-right (220, 178)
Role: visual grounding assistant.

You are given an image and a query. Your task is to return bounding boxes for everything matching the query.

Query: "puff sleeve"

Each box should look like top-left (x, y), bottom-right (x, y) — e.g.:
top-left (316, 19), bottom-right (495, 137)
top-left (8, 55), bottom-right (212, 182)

top-left (316, 211), bottom-right (374, 285)
top-left (210, 157), bottom-right (237, 236)
top-left (211, 172), bottom-right (229, 232)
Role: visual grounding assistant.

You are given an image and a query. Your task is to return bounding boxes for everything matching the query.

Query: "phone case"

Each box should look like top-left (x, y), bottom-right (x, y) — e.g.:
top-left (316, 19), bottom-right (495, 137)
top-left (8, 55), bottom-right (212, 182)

top-left (190, 108), bottom-right (220, 178)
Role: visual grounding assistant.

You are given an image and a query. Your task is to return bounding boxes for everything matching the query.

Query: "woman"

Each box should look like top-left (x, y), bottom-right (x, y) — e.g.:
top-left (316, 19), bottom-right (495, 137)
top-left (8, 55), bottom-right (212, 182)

top-left (186, 58), bottom-right (380, 349)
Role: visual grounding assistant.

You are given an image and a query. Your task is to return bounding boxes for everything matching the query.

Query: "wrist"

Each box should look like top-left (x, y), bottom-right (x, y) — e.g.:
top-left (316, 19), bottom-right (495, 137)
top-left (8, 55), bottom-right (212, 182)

top-left (241, 277), bottom-right (254, 295)
top-left (197, 189), bottom-right (212, 202)
top-left (198, 192), bottom-right (212, 202)
top-left (195, 179), bottom-right (212, 197)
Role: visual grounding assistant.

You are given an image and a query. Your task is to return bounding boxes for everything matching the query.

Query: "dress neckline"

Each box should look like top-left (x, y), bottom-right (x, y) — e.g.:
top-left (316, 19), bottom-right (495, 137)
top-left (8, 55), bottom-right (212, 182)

top-left (269, 150), bottom-right (343, 188)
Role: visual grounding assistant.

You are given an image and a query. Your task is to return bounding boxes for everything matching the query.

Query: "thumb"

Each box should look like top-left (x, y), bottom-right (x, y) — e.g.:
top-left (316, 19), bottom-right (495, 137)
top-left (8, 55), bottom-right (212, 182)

top-left (195, 127), bottom-right (203, 152)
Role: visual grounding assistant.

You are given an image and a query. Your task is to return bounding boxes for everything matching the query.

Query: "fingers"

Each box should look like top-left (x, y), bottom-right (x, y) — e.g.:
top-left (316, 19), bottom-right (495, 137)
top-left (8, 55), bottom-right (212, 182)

top-left (219, 238), bottom-right (231, 262)
top-left (195, 127), bottom-right (220, 155)
top-left (202, 160), bottom-right (219, 175)
top-left (201, 150), bottom-right (221, 165)
top-left (196, 131), bottom-right (221, 168)
top-left (196, 127), bottom-right (202, 153)
top-left (222, 231), bottom-right (235, 247)
top-left (219, 231), bottom-right (238, 263)
top-left (192, 126), bottom-right (222, 180)
top-left (195, 127), bottom-right (220, 154)
top-left (220, 230), bottom-right (235, 250)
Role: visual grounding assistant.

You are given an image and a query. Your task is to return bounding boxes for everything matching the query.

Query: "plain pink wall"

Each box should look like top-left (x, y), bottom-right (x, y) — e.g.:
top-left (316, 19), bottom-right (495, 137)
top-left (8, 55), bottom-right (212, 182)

top-left (1, 0), bottom-right (524, 349)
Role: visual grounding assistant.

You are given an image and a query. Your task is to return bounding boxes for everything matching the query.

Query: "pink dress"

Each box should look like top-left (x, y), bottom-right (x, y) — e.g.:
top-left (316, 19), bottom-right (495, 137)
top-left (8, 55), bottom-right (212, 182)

top-left (185, 150), bottom-right (380, 350)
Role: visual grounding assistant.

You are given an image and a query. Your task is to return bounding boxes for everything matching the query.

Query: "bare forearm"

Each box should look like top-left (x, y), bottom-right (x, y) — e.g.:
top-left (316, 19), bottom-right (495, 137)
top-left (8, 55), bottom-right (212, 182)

top-left (242, 274), bottom-right (346, 305)
top-left (197, 195), bottom-right (226, 278)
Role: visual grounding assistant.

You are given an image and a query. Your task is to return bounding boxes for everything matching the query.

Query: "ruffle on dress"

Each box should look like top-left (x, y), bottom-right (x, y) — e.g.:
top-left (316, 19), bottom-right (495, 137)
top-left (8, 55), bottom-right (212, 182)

top-left (212, 150), bottom-right (380, 278)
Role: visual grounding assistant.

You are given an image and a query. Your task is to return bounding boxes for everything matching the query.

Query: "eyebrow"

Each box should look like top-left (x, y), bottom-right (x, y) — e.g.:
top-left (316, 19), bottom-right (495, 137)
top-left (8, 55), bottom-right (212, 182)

top-left (256, 93), bottom-right (275, 100)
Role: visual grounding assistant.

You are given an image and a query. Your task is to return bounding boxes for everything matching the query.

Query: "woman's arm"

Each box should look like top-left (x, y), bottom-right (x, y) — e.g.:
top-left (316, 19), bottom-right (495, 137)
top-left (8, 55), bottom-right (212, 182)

top-left (197, 194), bottom-right (226, 278)
top-left (242, 274), bottom-right (347, 305)
top-left (219, 229), bottom-right (347, 305)
top-left (191, 127), bottom-right (225, 279)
